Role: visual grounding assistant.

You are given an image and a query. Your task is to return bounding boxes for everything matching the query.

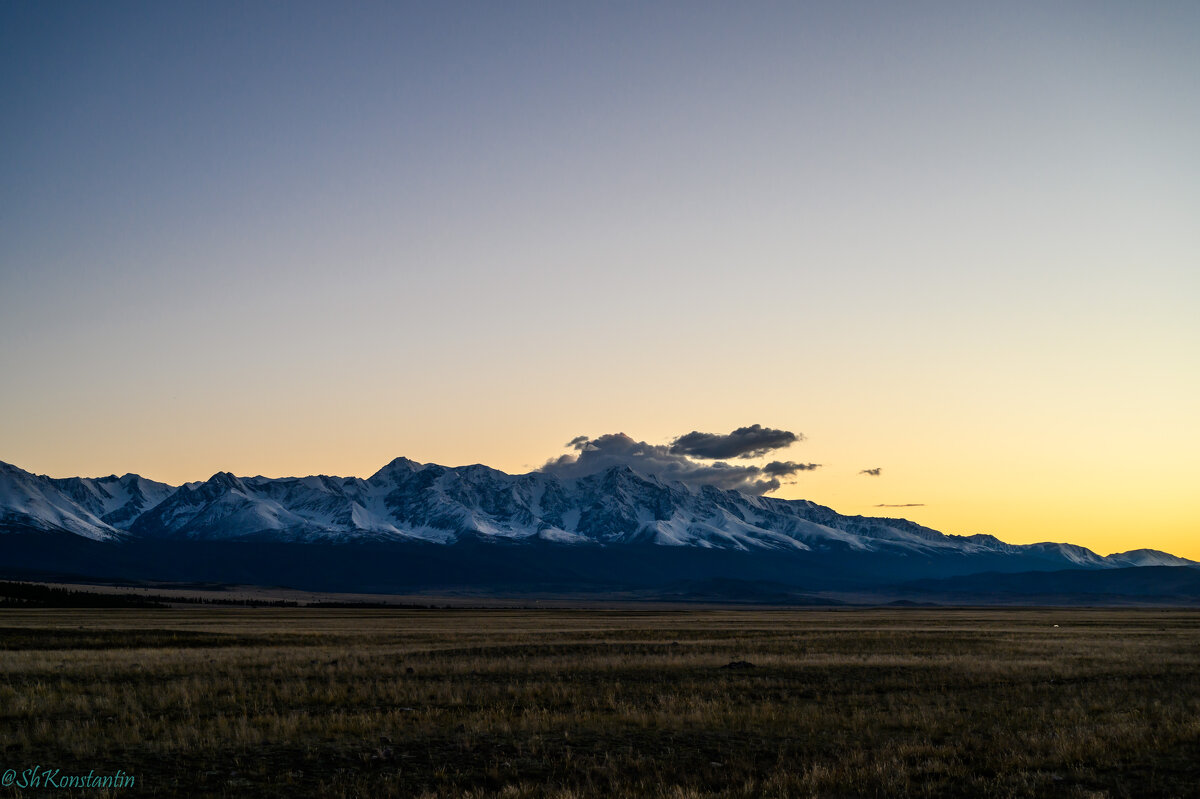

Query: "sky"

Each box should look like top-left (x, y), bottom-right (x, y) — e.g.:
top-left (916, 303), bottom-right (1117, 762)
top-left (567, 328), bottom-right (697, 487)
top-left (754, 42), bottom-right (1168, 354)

top-left (2, 1), bottom-right (1197, 558)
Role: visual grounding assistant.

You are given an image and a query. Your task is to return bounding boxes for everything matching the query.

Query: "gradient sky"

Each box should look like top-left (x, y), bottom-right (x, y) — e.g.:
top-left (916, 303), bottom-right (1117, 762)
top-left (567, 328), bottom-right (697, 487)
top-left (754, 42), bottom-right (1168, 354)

top-left (2, 1), bottom-right (1197, 558)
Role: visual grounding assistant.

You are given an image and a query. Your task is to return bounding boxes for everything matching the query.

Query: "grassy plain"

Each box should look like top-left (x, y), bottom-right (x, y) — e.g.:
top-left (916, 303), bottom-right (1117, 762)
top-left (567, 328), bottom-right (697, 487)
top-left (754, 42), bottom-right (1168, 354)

top-left (1, 608), bottom-right (1198, 797)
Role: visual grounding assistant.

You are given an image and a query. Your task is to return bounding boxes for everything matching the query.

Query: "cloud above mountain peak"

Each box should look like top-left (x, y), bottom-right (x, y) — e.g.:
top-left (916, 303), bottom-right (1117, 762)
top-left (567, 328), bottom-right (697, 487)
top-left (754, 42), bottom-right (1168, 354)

top-left (541, 426), bottom-right (812, 495)
top-left (670, 424), bottom-right (800, 459)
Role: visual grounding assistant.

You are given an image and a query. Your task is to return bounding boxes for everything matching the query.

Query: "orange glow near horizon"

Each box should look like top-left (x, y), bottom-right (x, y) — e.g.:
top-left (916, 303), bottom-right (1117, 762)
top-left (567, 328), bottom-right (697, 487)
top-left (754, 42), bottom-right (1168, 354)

top-left (4, 400), bottom-right (1197, 562)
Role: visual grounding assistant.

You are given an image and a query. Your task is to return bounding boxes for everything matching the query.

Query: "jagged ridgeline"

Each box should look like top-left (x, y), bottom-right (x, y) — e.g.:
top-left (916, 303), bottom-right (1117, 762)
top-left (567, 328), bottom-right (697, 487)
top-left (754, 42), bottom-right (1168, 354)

top-left (0, 458), bottom-right (1194, 595)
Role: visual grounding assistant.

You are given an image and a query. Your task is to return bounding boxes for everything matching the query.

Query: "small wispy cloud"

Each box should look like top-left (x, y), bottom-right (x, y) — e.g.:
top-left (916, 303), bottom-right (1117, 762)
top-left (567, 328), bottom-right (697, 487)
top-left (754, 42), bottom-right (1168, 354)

top-left (874, 503), bottom-right (924, 508)
top-left (859, 467), bottom-right (882, 477)
top-left (762, 461), bottom-right (821, 477)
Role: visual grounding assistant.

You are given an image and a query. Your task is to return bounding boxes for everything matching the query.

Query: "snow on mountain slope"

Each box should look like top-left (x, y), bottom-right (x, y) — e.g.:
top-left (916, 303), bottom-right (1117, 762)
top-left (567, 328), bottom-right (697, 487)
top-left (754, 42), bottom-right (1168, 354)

top-left (115, 459), bottom-right (1197, 570)
top-left (48, 473), bottom-right (176, 529)
top-left (1, 458), bottom-right (1194, 572)
top-left (1104, 549), bottom-right (1198, 568)
top-left (0, 461), bottom-right (124, 541)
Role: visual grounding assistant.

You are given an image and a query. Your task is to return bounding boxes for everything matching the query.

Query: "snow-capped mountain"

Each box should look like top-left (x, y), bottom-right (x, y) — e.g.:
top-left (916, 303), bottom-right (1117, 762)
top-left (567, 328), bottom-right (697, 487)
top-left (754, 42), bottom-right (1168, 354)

top-left (47, 472), bottom-right (176, 531)
top-left (0, 457), bottom-right (1192, 575)
top-left (0, 460), bottom-right (124, 541)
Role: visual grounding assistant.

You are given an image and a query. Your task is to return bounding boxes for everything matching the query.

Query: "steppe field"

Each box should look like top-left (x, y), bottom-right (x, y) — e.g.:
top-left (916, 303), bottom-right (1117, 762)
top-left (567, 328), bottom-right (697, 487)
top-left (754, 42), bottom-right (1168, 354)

top-left (1, 607), bottom-right (1198, 798)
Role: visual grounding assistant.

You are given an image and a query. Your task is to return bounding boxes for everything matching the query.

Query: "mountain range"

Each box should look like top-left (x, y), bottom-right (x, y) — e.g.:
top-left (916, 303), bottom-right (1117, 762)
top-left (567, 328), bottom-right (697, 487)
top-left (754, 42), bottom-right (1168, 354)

top-left (1, 458), bottom-right (1195, 603)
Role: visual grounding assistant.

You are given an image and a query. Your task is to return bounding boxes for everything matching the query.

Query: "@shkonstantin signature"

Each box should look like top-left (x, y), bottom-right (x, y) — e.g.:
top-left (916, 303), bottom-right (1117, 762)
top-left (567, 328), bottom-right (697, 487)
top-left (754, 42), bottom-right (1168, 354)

top-left (3, 765), bottom-right (136, 789)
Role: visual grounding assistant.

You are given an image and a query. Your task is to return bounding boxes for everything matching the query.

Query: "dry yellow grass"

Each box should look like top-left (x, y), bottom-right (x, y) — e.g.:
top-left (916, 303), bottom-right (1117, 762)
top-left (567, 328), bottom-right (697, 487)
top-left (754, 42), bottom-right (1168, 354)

top-left (1, 608), bottom-right (1197, 797)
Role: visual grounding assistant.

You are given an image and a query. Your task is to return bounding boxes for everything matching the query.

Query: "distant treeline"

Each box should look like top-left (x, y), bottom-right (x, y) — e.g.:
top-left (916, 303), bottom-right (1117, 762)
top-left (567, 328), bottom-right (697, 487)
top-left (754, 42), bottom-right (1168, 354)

top-left (0, 581), bottom-right (440, 609)
top-left (307, 601), bottom-right (438, 609)
top-left (0, 582), bottom-right (303, 608)
top-left (0, 581), bottom-right (168, 608)
top-left (167, 595), bottom-right (301, 607)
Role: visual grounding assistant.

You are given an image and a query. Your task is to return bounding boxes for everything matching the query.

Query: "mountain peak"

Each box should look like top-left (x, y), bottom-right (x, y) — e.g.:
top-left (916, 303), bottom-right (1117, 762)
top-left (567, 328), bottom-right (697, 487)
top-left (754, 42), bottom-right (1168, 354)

top-left (372, 456), bottom-right (423, 474)
top-left (384, 453), bottom-right (427, 467)
top-left (205, 471), bottom-right (245, 490)
top-left (598, 463), bottom-right (646, 482)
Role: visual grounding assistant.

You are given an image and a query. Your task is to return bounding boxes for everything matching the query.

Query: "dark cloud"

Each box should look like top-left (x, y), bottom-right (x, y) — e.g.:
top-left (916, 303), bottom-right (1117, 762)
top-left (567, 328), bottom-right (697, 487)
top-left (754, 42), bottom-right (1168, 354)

top-left (670, 424), bottom-right (800, 460)
top-left (542, 432), bottom-right (807, 495)
top-left (859, 468), bottom-right (882, 476)
top-left (762, 461), bottom-right (822, 478)
top-left (874, 503), bottom-right (924, 508)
